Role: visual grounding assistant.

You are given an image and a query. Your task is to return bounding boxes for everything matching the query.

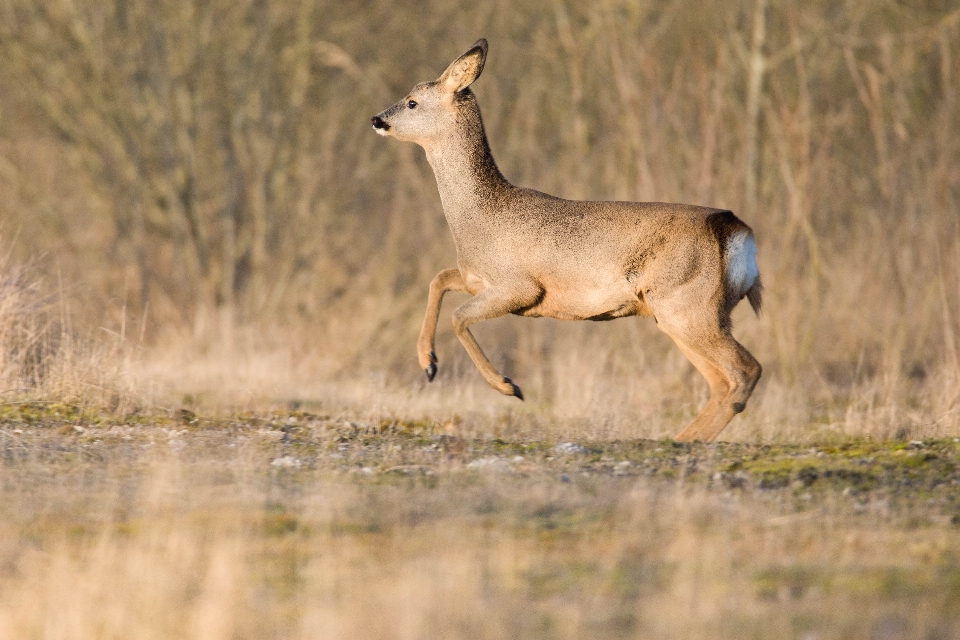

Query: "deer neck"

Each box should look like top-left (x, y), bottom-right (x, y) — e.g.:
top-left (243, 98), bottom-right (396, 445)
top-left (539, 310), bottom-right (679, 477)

top-left (423, 99), bottom-right (511, 235)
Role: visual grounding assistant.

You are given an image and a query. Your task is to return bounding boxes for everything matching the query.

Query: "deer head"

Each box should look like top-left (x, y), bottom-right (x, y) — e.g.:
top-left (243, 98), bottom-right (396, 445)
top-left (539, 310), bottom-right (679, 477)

top-left (371, 39), bottom-right (487, 145)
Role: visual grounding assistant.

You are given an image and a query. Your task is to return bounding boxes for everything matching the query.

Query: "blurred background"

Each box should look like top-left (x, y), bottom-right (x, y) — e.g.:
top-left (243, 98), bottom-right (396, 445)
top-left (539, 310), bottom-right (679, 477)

top-left (0, 0), bottom-right (958, 440)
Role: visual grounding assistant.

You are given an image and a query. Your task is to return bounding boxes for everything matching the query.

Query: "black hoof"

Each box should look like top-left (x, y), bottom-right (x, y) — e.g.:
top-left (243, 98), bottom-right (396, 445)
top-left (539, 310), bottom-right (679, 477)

top-left (425, 363), bottom-right (437, 382)
top-left (504, 377), bottom-right (524, 401)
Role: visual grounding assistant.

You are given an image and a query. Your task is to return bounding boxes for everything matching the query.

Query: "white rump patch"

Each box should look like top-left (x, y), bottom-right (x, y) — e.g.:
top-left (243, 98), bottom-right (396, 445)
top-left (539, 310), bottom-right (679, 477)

top-left (726, 231), bottom-right (759, 298)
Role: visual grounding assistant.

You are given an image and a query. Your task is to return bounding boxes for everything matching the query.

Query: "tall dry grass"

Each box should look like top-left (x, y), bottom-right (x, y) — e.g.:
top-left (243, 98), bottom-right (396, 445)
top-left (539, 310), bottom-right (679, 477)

top-left (0, 0), bottom-right (957, 439)
top-left (0, 242), bottom-right (139, 409)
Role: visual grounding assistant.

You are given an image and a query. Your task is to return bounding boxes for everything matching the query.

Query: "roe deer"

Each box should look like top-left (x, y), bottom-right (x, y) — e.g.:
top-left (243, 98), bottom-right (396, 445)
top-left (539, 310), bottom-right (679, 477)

top-left (371, 39), bottom-right (762, 442)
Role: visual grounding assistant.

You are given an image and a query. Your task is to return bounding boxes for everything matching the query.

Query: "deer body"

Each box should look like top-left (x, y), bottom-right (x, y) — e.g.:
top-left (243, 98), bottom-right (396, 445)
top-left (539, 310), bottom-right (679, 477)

top-left (372, 39), bottom-right (762, 442)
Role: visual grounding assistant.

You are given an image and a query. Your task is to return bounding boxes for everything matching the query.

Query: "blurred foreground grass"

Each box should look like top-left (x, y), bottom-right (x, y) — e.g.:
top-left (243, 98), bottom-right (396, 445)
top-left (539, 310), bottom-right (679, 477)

top-left (2, 404), bottom-right (960, 639)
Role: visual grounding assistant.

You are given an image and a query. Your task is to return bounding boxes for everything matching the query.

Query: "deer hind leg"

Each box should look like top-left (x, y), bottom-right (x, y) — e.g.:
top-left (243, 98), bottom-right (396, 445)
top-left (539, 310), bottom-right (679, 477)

top-left (451, 285), bottom-right (541, 400)
top-left (418, 269), bottom-right (468, 381)
top-left (669, 339), bottom-right (731, 441)
top-left (661, 322), bottom-right (762, 443)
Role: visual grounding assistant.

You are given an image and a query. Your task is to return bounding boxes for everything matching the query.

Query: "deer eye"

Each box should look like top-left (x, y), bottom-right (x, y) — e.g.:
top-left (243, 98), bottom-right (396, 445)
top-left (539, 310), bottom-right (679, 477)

top-left (407, 100), bottom-right (418, 109)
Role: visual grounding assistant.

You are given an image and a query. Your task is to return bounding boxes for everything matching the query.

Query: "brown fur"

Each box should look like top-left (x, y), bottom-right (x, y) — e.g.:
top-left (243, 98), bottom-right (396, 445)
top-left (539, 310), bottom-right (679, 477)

top-left (372, 39), bottom-right (763, 442)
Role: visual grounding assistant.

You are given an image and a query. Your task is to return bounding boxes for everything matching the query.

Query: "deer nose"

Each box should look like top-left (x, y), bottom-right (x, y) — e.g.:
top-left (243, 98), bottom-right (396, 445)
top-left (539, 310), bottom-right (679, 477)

top-left (371, 116), bottom-right (389, 130)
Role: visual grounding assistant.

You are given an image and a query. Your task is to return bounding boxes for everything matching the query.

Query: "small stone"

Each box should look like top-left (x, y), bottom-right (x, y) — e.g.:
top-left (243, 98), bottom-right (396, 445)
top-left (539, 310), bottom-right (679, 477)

top-left (613, 461), bottom-right (633, 476)
top-left (553, 442), bottom-right (588, 455)
top-left (467, 457), bottom-right (507, 469)
top-left (271, 455), bottom-right (301, 468)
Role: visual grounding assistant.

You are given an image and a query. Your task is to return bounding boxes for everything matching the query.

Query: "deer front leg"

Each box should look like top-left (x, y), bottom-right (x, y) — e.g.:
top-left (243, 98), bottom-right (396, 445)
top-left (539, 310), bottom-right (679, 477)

top-left (418, 269), bottom-right (468, 381)
top-left (451, 285), bottom-right (541, 400)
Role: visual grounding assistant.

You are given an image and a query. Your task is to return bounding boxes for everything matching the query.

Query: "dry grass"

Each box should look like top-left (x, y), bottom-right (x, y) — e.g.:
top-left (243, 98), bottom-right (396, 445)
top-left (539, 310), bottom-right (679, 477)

top-left (0, 244), bottom-right (138, 410)
top-left (2, 0), bottom-right (957, 441)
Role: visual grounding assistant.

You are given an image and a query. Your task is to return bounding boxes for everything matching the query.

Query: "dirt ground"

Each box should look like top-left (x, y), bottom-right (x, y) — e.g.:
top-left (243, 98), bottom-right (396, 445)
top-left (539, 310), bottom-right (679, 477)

top-left (2, 403), bottom-right (960, 639)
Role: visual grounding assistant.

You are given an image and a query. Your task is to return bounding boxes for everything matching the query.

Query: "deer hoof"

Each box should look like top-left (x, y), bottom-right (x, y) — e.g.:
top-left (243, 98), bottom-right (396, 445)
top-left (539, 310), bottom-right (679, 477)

top-left (503, 377), bottom-right (524, 401)
top-left (425, 363), bottom-right (437, 382)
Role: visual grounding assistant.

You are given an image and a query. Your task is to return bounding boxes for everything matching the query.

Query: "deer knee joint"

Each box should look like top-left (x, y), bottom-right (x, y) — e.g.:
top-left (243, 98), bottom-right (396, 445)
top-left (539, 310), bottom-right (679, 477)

top-left (451, 310), bottom-right (469, 334)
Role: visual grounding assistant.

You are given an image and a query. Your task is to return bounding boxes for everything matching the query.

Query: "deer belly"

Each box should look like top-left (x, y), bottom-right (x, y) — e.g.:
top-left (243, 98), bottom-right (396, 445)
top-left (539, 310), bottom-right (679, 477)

top-left (516, 283), bottom-right (650, 320)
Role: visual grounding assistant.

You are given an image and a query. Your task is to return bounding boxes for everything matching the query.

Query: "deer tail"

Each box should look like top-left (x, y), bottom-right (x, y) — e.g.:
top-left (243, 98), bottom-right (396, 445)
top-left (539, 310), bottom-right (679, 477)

top-left (726, 230), bottom-right (762, 316)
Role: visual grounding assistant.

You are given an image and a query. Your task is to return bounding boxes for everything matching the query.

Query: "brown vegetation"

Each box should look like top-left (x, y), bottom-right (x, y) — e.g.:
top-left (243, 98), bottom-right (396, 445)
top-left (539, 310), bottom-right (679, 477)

top-left (1, 0), bottom-right (958, 440)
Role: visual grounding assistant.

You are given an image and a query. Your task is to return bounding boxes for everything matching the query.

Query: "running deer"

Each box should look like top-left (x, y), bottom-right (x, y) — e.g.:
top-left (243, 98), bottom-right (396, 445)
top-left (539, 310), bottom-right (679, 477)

top-left (371, 39), bottom-right (762, 442)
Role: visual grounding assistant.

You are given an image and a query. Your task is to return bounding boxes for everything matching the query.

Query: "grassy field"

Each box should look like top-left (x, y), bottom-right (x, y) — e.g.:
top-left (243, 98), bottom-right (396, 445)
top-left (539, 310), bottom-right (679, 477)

top-left (1, 1), bottom-right (959, 637)
top-left (2, 403), bottom-right (960, 639)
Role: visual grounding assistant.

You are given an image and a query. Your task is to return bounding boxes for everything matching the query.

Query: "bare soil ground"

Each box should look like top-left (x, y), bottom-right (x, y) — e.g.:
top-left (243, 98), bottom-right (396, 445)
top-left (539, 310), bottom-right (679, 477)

top-left (2, 403), bottom-right (960, 639)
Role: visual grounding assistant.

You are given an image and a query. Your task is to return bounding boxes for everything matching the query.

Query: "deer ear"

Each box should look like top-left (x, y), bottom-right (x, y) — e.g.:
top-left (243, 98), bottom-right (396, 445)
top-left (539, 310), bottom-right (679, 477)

top-left (438, 39), bottom-right (487, 94)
